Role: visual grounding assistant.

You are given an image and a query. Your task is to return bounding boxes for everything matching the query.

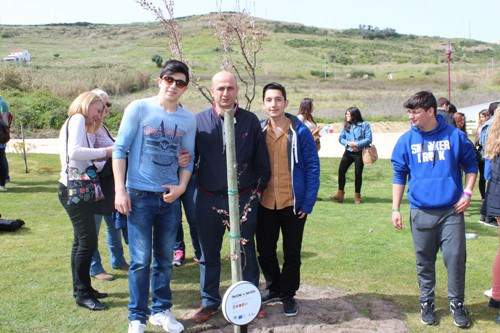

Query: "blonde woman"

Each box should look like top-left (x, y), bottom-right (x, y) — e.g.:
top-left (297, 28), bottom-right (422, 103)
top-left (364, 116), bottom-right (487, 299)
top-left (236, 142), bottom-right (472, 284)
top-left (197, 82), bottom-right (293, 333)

top-left (57, 91), bottom-right (113, 311)
top-left (485, 110), bottom-right (500, 311)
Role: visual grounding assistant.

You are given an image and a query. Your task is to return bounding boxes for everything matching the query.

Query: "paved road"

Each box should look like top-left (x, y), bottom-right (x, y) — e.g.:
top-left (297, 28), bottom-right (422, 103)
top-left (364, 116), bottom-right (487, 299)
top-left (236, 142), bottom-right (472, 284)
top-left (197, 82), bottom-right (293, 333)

top-left (5, 133), bottom-right (405, 159)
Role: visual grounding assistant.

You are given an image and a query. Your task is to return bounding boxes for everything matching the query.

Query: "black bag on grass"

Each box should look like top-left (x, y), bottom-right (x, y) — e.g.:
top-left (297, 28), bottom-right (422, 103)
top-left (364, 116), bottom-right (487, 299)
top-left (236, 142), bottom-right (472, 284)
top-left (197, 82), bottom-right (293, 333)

top-left (0, 216), bottom-right (25, 232)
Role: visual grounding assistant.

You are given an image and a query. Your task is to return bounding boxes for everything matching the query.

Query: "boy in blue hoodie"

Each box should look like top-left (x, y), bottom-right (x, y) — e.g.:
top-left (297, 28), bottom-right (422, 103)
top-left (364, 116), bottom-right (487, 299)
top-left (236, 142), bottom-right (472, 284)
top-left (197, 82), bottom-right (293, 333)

top-left (257, 82), bottom-right (320, 317)
top-left (391, 91), bottom-right (477, 328)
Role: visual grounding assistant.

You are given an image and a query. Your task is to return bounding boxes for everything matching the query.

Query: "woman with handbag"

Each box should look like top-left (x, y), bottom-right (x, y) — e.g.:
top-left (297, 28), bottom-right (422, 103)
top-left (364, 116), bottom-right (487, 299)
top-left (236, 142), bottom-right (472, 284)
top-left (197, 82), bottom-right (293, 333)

top-left (331, 107), bottom-right (372, 204)
top-left (475, 109), bottom-right (491, 201)
top-left (88, 89), bottom-right (129, 282)
top-left (57, 91), bottom-right (113, 311)
top-left (297, 98), bottom-right (322, 151)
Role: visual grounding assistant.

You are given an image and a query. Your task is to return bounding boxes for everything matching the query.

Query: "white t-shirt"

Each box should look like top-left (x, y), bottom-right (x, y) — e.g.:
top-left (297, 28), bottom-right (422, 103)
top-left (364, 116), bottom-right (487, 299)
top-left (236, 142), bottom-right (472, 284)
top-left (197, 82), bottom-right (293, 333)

top-left (297, 114), bottom-right (317, 131)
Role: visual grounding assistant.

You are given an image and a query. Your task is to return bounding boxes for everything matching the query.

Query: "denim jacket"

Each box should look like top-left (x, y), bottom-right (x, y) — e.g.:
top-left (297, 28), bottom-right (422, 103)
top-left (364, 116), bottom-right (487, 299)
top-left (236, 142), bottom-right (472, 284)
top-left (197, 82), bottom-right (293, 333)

top-left (338, 121), bottom-right (372, 152)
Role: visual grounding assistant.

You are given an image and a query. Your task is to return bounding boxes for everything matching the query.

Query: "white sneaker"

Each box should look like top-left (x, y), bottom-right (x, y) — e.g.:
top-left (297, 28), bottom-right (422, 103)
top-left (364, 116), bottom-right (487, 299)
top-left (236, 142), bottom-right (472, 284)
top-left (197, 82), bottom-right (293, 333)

top-left (149, 309), bottom-right (184, 333)
top-left (484, 288), bottom-right (493, 298)
top-left (128, 320), bottom-right (146, 333)
top-left (0, 186), bottom-right (6, 192)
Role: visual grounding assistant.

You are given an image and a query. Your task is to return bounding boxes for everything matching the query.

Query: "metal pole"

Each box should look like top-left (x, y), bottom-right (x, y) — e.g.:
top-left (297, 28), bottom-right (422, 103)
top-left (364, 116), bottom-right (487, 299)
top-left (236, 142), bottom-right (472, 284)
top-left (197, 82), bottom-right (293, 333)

top-left (223, 107), bottom-right (245, 333)
top-left (446, 42), bottom-right (452, 101)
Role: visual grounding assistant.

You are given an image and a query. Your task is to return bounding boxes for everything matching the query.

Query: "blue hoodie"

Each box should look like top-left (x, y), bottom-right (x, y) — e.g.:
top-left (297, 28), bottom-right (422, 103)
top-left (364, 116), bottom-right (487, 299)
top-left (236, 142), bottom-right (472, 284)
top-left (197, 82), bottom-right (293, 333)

top-left (261, 114), bottom-right (320, 214)
top-left (391, 115), bottom-right (478, 209)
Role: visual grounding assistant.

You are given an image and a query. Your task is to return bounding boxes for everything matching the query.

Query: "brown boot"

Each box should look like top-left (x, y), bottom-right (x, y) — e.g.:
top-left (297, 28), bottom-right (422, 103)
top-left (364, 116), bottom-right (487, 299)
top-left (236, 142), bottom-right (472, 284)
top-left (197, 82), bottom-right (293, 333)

top-left (354, 193), bottom-right (362, 204)
top-left (330, 190), bottom-right (344, 203)
top-left (192, 307), bottom-right (217, 323)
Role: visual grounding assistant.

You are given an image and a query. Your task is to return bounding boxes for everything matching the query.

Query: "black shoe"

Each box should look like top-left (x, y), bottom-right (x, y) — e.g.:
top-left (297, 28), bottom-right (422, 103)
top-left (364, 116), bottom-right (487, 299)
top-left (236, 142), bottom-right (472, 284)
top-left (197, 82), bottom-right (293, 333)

top-left (76, 297), bottom-right (107, 311)
top-left (283, 297), bottom-right (298, 317)
top-left (489, 298), bottom-right (500, 309)
top-left (261, 291), bottom-right (281, 304)
top-left (480, 217), bottom-right (498, 228)
top-left (420, 301), bottom-right (436, 325)
top-left (91, 289), bottom-right (109, 299)
top-left (449, 301), bottom-right (471, 328)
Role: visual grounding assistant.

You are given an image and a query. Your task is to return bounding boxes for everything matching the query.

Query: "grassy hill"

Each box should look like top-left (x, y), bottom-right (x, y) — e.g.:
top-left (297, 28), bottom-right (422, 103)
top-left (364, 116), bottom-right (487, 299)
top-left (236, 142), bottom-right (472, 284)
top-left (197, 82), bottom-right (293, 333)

top-left (1, 14), bottom-right (499, 133)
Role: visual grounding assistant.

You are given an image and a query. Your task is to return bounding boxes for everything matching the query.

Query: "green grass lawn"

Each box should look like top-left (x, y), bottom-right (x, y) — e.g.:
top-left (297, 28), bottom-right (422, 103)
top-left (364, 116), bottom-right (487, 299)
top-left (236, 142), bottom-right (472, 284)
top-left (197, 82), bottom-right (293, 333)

top-left (0, 153), bottom-right (499, 332)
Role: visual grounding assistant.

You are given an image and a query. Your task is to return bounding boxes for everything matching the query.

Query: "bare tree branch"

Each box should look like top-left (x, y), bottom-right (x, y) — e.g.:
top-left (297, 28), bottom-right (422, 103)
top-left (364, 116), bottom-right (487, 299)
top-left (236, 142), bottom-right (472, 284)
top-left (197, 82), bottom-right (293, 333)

top-left (211, 8), bottom-right (264, 111)
top-left (137, 0), bottom-right (213, 103)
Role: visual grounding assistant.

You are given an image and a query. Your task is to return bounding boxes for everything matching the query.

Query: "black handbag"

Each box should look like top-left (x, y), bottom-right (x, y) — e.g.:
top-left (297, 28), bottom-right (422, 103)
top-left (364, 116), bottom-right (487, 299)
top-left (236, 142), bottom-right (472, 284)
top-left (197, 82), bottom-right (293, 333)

top-left (0, 214), bottom-right (25, 232)
top-left (93, 126), bottom-right (116, 215)
top-left (65, 116), bottom-right (105, 205)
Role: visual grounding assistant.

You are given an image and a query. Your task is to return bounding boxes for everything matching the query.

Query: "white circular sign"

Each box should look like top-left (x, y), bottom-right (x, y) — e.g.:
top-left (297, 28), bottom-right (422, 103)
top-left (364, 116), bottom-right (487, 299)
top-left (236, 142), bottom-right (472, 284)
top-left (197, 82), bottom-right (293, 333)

top-left (222, 281), bottom-right (262, 326)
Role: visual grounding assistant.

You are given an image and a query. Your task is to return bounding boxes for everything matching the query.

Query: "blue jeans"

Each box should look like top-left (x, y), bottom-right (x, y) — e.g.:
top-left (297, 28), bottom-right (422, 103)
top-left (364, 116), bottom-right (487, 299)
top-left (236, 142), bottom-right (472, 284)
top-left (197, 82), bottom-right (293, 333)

top-left (90, 214), bottom-right (127, 276)
top-left (174, 176), bottom-right (202, 260)
top-left (127, 189), bottom-right (181, 323)
top-left (196, 189), bottom-right (259, 309)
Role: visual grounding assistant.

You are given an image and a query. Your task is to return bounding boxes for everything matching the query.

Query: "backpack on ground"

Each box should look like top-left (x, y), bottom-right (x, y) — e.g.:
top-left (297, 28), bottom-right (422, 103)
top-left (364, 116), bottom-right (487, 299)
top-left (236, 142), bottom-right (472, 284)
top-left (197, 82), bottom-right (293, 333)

top-left (0, 214), bottom-right (25, 232)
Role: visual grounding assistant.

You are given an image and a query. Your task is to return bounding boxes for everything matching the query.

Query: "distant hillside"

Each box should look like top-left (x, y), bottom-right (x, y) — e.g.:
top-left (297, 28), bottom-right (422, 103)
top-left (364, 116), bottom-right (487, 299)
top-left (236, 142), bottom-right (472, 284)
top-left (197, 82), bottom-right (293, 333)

top-left (1, 13), bottom-right (499, 132)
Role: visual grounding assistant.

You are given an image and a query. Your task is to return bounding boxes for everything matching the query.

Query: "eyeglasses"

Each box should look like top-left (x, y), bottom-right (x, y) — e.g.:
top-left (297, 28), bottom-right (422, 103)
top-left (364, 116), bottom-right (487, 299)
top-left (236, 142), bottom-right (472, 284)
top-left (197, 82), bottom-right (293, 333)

top-left (162, 76), bottom-right (188, 88)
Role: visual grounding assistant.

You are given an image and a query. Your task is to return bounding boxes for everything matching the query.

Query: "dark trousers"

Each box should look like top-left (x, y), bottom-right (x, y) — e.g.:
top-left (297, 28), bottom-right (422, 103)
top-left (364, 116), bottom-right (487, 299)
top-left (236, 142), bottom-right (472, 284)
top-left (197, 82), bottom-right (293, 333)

top-left (481, 181), bottom-right (490, 217)
top-left (174, 176), bottom-right (202, 260)
top-left (58, 183), bottom-right (97, 299)
top-left (0, 148), bottom-right (7, 186)
top-left (478, 158), bottom-right (486, 199)
top-left (338, 150), bottom-right (364, 193)
top-left (196, 189), bottom-right (259, 309)
top-left (256, 205), bottom-right (306, 299)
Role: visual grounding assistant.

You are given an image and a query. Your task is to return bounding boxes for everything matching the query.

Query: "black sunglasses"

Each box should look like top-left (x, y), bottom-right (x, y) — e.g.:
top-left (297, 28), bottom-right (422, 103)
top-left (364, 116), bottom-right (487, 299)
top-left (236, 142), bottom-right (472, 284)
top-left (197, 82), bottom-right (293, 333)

top-left (162, 76), bottom-right (188, 88)
top-left (105, 102), bottom-right (112, 108)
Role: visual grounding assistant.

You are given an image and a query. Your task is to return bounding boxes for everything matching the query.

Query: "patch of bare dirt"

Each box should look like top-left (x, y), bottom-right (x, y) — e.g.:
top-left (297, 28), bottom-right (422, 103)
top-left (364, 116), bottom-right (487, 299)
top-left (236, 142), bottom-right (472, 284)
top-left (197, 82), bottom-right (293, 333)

top-left (180, 285), bottom-right (408, 333)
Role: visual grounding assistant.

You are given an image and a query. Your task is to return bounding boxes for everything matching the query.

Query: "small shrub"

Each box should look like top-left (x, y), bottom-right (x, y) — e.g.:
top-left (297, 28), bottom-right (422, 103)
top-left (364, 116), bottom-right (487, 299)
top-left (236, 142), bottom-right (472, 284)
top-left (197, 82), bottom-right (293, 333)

top-left (491, 73), bottom-right (500, 86)
top-left (152, 54), bottom-right (163, 68)
top-left (411, 56), bottom-right (423, 64)
top-left (310, 70), bottom-right (333, 78)
top-left (0, 30), bottom-right (19, 38)
top-left (3, 90), bottom-right (69, 130)
top-left (458, 81), bottom-right (472, 91)
top-left (329, 53), bottom-right (353, 65)
top-left (273, 24), bottom-right (328, 36)
top-left (99, 71), bottom-right (151, 95)
top-left (0, 64), bottom-right (33, 91)
top-left (349, 70), bottom-right (375, 79)
top-left (285, 39), bottom-right (321, 48)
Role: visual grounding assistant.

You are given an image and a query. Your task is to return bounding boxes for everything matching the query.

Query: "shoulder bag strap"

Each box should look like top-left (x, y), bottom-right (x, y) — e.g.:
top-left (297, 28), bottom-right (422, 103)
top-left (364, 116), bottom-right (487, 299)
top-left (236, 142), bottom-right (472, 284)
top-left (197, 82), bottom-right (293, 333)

top-left (102, 125), bottom-right (115, 143)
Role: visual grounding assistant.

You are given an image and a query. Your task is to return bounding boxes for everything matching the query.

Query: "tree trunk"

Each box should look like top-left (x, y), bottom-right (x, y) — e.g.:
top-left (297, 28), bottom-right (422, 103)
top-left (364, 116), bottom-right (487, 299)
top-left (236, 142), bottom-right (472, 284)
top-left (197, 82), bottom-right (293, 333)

top-left (223, 108), bottom-right (247, 333)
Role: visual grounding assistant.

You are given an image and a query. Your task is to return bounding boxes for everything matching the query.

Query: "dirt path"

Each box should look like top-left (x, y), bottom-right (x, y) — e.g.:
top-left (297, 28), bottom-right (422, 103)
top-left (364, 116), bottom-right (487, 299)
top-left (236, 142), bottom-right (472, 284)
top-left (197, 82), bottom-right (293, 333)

top-left (181, 285), bottom-right (408, 333)
top-left (6, 123), bottom-right (409, 159)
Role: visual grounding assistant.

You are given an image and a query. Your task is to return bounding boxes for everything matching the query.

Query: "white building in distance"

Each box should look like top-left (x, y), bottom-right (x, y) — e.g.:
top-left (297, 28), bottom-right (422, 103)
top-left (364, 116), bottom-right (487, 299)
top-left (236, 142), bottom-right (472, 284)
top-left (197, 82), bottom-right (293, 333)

top-left (2, 49), bottom-right (31, 63)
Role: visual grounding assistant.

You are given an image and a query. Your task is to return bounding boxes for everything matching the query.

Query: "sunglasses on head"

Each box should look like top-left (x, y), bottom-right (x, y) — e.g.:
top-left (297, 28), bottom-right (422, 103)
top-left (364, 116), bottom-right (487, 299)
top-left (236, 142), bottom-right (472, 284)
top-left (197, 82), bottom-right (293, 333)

top-left (162, 76), bottom-right (188, 88)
